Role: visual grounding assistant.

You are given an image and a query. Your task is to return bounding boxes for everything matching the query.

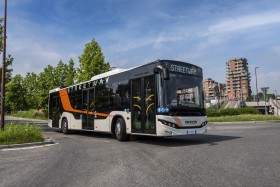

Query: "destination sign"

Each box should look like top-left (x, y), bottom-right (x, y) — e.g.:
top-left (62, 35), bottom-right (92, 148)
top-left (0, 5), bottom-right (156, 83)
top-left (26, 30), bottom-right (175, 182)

top-left (166, 61), bottom-right (202, 77)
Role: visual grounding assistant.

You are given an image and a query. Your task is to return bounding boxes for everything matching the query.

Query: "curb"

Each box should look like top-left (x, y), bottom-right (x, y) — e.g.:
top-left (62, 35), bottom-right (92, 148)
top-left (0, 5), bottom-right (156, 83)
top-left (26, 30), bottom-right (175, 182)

top-left (208, 120), bottom-right (280, 125)
top-left (0, 137), bottom-right (54, 150)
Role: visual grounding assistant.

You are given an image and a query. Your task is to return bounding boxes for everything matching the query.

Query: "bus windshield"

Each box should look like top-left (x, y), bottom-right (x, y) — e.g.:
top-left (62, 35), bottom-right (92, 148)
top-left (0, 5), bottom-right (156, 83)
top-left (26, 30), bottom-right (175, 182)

top-left (159, 73), bottom-right (204, 112)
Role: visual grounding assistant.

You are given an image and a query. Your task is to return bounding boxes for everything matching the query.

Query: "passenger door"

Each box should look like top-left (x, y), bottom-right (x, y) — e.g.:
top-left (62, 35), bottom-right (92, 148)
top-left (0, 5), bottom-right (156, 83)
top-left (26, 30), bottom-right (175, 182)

top-left (49, 93), bottom-right (60, 128)
top-left (131, 76), bottom-right (156, 134)
top-left (82, 88), bottom-right (95, 130)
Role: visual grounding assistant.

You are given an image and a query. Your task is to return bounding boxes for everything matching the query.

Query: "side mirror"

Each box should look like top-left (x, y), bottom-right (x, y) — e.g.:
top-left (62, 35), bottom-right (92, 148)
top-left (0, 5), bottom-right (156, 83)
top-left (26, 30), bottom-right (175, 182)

top-left (163, 67), bottom-right (170, 80)
top-left (154, 65), bottom-right (170, 80)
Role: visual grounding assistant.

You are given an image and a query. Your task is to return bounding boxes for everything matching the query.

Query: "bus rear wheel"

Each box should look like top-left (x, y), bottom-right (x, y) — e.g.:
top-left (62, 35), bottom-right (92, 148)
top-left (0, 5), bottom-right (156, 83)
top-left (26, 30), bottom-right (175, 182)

top-left (61, 118), bottom-right (69, 134)
top-left (115, 118), bottom-right (127, 141)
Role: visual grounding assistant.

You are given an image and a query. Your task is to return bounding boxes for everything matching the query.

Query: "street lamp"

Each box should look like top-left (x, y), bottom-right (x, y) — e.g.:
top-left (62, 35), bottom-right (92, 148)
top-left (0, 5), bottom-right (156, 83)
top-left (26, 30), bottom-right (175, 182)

top-left (255, 67), bottom-right (259, 111)
top-left (275, 90), bottom-right (278, 116)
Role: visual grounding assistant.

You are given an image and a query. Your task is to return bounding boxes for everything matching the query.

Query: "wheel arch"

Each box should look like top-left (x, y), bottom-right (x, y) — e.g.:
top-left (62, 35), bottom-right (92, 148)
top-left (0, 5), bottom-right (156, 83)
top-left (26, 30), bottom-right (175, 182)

top-left (60, 116), bottom-right (68, 128)
top-left (111, 115), bottom-right (126, 134)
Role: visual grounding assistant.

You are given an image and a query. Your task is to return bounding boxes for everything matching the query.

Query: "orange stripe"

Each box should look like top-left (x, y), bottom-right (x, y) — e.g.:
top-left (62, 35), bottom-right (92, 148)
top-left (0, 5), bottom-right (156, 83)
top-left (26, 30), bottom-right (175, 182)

top-left (59, 89), bottom-right (109, 117)
top-left (173, 116), bottom-right (183, 127)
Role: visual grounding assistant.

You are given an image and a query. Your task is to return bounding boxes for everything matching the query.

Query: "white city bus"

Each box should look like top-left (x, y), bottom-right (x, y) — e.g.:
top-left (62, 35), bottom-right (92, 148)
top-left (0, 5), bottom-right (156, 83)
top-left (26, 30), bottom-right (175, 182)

top-left (48, 60), bottom-right (207, 141)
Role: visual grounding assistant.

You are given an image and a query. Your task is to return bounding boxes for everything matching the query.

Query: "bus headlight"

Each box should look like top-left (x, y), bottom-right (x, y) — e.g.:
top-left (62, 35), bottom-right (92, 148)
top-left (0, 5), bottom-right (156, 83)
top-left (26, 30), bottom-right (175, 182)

top-left (158, 119), bottom-right (179, 128)
top-left (201, 121), bottom-right (208, 127)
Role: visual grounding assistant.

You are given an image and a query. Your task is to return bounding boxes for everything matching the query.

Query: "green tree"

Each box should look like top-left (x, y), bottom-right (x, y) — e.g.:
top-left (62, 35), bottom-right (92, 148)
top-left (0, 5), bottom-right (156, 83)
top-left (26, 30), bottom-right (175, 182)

top-left (258, 93), bottom-right (264, 101)
top-left (51, 59), bottom-right (75, 87)
top-left (266, 93), bottom-right (274, 100)
top-left (6, 74), bottom-right (27, 111)
top-left (38, 65), bottom-right (57, 109)
top-left (0, 17), bottom-right (13, 84)
top-left (0, 54), bottom-right (14, 85)
top-left (23, 72), bottom-right (41, 110)
top-left (53, 60), bottom-right (68, 86)
top-left (76, 38), bottom-right (110, 83)
top-left (64, 58), bottom-right (75, 86)
top-left (37, 59), bottom-right (75, 109)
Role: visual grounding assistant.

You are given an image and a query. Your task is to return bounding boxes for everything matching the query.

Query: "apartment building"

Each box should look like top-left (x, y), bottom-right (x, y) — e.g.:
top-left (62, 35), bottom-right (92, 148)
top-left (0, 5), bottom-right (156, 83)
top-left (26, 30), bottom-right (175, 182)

top-left (204, 78), bottom-right (226, 99)
top-left (226, 58), bottom-right (251, 100)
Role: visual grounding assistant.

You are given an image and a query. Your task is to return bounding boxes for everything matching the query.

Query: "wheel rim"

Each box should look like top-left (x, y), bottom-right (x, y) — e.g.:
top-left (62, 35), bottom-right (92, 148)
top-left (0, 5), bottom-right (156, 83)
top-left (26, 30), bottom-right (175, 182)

top-left (62, 120), bottom-right (67, 132)
top-left (115, 121), bottom-right (121, 138)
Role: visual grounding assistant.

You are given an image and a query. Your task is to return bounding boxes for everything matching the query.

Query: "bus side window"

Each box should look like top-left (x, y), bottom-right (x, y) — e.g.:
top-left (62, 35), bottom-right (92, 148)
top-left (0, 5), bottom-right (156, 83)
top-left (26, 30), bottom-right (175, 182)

top-left (122, 92), bottom-right (129, 107)
top-left (69, 90), bottom-right (82, 110)
top-left (110, 80), bottom-right (130, 108)
top-left (95, 84), bottom-right (110, 108)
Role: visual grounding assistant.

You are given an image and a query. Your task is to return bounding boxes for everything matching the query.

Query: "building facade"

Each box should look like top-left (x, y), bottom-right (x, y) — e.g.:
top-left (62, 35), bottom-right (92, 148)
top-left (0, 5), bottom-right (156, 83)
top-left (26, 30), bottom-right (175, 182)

top-left (204, 78), bottom-right (226, 99)
top-left (226, 58), bottom-right (251, 100)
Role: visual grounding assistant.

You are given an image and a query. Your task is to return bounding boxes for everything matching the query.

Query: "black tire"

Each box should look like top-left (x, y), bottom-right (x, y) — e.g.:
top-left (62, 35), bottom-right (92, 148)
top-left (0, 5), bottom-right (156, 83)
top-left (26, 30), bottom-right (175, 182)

top-left (61, 118), bottom-right (69, 134)
top-left (115, 118), bottom-right (127, 141)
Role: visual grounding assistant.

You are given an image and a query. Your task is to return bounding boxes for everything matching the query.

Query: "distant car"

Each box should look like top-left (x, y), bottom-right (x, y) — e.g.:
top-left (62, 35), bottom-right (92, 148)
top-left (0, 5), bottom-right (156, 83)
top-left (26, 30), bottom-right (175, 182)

top-left (277, 95), bottom-right (280, 100)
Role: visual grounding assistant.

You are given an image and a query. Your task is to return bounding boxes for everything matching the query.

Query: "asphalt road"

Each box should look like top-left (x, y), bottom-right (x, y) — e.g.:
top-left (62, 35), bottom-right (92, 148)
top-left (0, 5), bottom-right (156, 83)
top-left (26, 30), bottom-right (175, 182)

top-left (1, 120), bottom-right (280, 187)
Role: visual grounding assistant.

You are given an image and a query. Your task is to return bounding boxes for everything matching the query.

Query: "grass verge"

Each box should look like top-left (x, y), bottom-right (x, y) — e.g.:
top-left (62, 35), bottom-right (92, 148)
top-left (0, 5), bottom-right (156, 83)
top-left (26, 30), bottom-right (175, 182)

top-left (10, 109), bottom-right (47, 120)
top-left (0, 123), bottom-right (44, 146)
top-left (208, 114), bottom-right (280, 122)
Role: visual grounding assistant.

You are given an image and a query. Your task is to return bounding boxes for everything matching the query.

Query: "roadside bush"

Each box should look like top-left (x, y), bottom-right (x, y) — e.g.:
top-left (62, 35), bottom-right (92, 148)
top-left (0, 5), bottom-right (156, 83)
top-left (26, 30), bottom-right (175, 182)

top-left (219, 108), bottom-right (239, 116)
top-left (238, 107), bottom-right (260, 115)
top-left (206, 109), bottom-right (220, 117)
top-left (0, 123), bottom-right (44, 145)
top-left (206, 107), bottom-right (261, 117)
top-left (10, 109), bottom-right (47, 120)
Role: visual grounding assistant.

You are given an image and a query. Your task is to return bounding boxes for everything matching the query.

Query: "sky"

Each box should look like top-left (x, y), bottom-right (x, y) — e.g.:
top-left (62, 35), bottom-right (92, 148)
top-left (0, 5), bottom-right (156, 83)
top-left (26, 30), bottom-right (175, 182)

top-left (0, 0), bottom-right (280, 94)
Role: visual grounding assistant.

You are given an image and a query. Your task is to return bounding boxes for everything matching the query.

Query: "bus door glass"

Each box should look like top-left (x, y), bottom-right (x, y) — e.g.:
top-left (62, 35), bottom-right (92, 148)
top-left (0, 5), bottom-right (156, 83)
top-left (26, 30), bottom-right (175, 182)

top-left (131, 76), bottom-right (156, 134)
top-left (49, 93), bottom-right (60, 128)
top-left (82, 88), bottom-right (95, 130)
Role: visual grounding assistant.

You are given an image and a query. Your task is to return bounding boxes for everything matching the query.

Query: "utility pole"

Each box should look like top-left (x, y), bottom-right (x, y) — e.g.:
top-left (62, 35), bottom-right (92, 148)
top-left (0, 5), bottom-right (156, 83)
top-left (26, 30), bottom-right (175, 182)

top-left (1, 0), bottom-right (7, 130)
top-left (275, 90), bottom-right (278, 116)
top-left (255, 67), bottom-right (259, 111)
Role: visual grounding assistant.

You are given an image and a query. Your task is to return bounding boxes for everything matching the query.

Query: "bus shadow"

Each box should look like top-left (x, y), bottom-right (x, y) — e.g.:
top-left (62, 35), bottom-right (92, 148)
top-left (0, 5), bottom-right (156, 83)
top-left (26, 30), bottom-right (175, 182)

top-left (59, 130), bottom-right (113, 139)
top-left (135, 134), bottom-right (241, 147)
top-left (45, 127), bottom-right (241, 147)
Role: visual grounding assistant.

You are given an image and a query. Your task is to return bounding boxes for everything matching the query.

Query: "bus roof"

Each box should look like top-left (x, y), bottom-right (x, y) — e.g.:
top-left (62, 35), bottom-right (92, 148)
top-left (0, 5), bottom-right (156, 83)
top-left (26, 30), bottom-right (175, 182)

top-left (49, 60), bottom-right (203, 94)
top-left (90, 68), bottom-right (127, 81)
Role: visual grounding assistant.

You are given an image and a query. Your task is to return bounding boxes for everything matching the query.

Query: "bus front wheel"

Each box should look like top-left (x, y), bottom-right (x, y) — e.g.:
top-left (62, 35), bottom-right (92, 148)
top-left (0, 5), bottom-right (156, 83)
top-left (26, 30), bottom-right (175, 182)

top-left (62, 118), bottom-right (69, 134)
top-left (115, 118), bottom-right (127, 141)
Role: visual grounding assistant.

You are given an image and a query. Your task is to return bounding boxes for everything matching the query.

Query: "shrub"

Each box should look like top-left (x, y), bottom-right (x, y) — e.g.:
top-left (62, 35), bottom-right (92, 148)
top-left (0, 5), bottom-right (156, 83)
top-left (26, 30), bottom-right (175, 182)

top-left (11, 109), bottom-right (47, 120)
top-left (0, 123), bottom-right (44, 145)
top-left (219, 108), bottom-right (239, 116)
top-left (206, 109), bottom-right (220, 117)
top-left (206, 107), bottom-right (261, 117)
top-left (238, 107), bottom-right (260, 115)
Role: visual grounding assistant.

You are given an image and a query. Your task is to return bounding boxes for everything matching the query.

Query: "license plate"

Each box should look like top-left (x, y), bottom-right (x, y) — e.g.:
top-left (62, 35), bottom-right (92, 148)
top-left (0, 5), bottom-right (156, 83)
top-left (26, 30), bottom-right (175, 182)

top-left (187, 130), bottom-right (196, 134)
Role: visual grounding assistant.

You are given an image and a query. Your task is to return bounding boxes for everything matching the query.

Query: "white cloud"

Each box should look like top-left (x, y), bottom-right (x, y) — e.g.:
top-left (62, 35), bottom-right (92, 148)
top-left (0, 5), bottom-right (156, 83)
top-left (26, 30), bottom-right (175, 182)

top-left (9, 37), bottom-right (63, 75)
top-left (251, 72), bottom-right (280, 94)
top-left (153, 32), bottom-right (189, 49)
top-left (7, 16), bottom-right (81, 75)
top-left (189, 11), bottom-right (280, 55)
top-left (271, 46), bottom-right (280, 56)
top-left (208, 11), bottom-right (280, 35)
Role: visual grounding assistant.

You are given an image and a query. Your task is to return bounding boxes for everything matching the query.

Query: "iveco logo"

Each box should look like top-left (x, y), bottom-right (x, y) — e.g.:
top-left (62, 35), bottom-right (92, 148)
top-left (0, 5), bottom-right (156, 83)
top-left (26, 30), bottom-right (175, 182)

top-left (185, 121), bottom-right (197, 124)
